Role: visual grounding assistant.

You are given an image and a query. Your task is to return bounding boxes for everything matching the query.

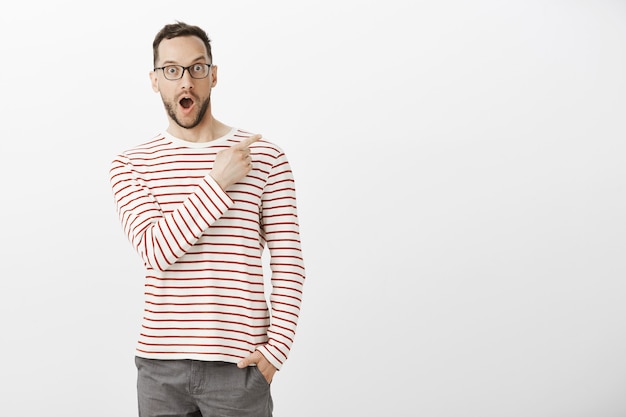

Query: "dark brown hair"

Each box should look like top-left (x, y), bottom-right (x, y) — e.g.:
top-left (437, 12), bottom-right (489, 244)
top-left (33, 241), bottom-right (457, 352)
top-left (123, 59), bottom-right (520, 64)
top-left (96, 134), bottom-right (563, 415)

top-left (152, 21), bottom-right (212, 67)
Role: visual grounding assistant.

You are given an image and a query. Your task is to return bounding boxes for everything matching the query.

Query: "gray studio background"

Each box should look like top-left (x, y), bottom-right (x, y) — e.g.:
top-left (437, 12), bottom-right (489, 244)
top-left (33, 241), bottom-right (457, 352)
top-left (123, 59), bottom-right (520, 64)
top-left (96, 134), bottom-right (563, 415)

top-left (1, 1), bottom-right (625, 416)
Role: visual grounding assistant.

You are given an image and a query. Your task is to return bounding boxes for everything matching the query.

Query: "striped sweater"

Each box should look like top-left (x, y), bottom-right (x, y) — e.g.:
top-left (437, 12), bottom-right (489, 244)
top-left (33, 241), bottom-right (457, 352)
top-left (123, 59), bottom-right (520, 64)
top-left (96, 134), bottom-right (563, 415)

top-left (109, 128), bottom-right (305, 370)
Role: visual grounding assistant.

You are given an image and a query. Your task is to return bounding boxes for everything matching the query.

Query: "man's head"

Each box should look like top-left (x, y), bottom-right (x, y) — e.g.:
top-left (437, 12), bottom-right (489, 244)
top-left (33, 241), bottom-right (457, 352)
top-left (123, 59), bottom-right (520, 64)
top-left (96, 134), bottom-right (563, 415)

top-left (150, 21), bottom-right (216, 131)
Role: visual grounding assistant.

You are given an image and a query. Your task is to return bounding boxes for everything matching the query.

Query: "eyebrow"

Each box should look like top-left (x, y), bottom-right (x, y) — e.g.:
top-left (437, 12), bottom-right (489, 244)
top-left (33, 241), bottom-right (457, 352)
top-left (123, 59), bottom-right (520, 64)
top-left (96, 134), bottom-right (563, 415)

top-left (160, 55), bottom-right (208, 66)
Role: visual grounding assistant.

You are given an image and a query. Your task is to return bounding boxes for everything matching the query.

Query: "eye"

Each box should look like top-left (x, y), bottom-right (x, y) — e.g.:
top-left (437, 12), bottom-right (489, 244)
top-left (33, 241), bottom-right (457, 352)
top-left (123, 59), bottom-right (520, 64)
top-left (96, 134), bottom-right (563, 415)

top-left (165, 66), bottom-right (181, 76)
top-left (192, 64), bottom-right (205, 72)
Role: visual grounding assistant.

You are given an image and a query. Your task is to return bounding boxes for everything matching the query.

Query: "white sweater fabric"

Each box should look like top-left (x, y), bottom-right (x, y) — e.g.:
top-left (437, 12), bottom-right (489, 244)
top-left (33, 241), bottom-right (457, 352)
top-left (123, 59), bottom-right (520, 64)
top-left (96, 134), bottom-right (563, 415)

top-left (109, 128), bottom-right (305, 370)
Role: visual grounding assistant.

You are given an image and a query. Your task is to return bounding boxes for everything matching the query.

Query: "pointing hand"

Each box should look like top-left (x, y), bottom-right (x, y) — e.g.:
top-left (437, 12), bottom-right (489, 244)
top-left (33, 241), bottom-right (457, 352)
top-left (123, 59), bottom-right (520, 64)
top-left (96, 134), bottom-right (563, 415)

top-left (210, 134), bottom-right (261, 190)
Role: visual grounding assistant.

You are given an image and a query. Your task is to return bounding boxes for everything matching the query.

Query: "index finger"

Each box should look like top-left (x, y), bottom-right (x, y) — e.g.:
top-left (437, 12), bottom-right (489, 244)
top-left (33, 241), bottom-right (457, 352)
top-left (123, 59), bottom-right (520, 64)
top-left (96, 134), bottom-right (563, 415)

top-left (235, 134), bottom-right (262, 149)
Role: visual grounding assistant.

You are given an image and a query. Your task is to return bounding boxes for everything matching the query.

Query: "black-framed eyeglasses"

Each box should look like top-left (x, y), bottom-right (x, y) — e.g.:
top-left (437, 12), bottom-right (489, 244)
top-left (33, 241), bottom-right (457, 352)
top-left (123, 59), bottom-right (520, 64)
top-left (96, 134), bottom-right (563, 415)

top-left (154, 63), bottom-right (212, 80)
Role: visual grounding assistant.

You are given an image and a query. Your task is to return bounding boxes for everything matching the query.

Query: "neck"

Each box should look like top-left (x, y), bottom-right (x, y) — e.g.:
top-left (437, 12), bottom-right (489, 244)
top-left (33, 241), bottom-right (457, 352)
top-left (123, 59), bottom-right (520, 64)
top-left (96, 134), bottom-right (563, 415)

top-left (167, 115), bottom-right (231, 143)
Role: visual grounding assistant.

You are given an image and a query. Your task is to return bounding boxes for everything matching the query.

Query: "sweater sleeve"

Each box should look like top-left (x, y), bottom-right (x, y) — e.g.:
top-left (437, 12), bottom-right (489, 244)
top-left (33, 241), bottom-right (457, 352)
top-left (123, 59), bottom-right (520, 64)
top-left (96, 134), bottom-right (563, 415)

top-left (256, 152), bottom-right (306, 370)
top-left (109, 154), bottom-right (234, 272)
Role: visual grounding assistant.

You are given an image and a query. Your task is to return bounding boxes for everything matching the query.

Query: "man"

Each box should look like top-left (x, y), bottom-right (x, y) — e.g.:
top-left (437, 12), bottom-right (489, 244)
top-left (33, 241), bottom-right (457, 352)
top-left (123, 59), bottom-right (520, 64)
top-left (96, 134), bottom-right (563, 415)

top-left (109, 21), bottom-right (305, 417)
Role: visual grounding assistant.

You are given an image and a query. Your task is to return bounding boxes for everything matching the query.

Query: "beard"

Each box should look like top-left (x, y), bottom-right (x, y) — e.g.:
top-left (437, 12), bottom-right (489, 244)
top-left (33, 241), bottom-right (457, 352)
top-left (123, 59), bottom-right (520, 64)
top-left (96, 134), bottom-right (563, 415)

top-left (163, 94), bottom-right (211, 129)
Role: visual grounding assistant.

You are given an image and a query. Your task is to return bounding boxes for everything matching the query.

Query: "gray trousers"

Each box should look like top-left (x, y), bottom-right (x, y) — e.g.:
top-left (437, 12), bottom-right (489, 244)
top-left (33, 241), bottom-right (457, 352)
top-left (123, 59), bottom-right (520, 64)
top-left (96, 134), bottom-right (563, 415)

top-left (135, 357), bottom-right (273, 417)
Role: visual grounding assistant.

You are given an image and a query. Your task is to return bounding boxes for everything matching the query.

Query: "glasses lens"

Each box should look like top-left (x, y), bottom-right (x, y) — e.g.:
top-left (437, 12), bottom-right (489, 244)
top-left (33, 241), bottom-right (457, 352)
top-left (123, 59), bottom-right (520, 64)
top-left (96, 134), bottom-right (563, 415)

top-left (190, 64), bottom-right (210, 79)
top-left (163, 65), bottom-right (182, 80)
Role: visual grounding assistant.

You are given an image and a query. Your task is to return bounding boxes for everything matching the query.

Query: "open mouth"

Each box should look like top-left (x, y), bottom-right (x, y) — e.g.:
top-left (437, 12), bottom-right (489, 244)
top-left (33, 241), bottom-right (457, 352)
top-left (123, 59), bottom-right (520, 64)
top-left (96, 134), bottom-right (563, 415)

top-left (180, 97), bottom-right (193, 109)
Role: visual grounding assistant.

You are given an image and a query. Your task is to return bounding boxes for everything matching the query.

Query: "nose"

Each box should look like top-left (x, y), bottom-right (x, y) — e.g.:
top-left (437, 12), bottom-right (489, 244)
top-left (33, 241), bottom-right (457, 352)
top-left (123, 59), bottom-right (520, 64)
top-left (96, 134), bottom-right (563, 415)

top-left (179, 68), bottom-right (194, 88)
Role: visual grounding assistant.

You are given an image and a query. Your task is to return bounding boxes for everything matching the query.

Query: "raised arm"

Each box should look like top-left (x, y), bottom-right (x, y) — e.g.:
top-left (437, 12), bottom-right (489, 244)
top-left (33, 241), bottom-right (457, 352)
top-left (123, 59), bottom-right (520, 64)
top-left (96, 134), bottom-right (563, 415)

top-left (109, 135), bottom-right (260, 271)
top-left (109, 155), bottom-right (233, 271)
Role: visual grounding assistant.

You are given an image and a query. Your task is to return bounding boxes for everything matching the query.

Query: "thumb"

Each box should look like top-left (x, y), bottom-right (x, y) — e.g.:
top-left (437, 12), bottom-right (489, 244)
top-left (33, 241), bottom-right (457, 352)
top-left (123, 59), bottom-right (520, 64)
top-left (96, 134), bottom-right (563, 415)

top-left (234, 134), bottom-right (261, 150)
top-left (237, 351), bottom-right (260, 368)
top-left (237, 354), bottom-right (252, 368)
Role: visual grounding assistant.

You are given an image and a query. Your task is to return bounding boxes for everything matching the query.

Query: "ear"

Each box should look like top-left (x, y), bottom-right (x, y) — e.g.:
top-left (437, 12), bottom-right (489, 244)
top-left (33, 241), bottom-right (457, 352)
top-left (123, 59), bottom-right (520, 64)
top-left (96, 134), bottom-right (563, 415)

top-left (210, 65), bottom-right (218, 88)
top-left (150, 70), bottom-right (159, 92)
